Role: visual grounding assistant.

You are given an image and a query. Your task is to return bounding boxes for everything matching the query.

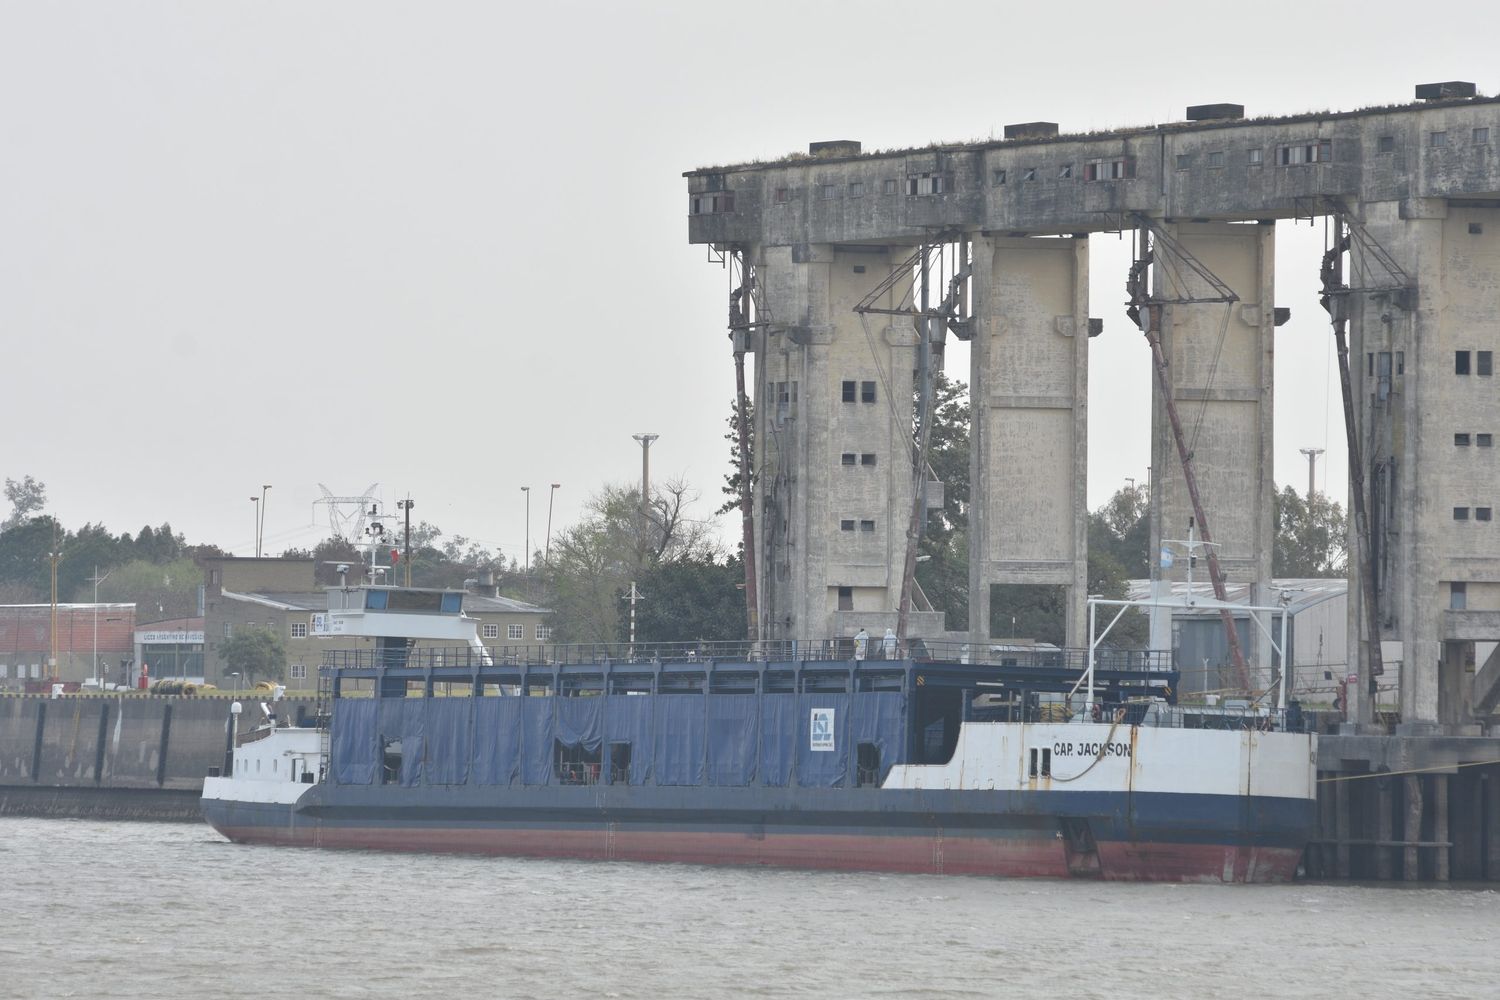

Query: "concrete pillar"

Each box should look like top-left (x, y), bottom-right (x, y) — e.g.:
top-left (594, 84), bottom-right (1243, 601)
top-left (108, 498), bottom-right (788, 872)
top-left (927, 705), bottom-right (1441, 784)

top-left (1404, 773), bottom-right (1424, 880)
top-left (968, 235), bottom-right (1090, 651)
top-left (1149, 221), bottom-right (1275, 686)
top-left (1351, 199), bottom-right (1500, 727)
top-left (1335, 772), bottom-right (1352, 878)
top-left (754, 243), bottom-right (925, 641)
top-left (1434, 772), bottom-right (1450, 881)
top-left (1452, 769), bottom-right (1483, 880)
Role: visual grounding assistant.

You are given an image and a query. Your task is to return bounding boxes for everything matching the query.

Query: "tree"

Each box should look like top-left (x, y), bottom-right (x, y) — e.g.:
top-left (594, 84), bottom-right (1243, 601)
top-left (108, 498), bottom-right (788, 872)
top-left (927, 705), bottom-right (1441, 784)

top-left (0, 515), bottom-right (63, 599)
top-left (716, 397), bottom-right (755, 517)
top-left (3, 475), bottom-right (46, 530)
top-left (916, 372), bottom-right (971, 629)
top-left (220, 627), bottom-right (286, 686)
top-left (1274, 486), bottom-right (1347, 577)
top-left (626, 555), bottom-right (746, 645)
top-left (97, 557), bottom-right (203, 620)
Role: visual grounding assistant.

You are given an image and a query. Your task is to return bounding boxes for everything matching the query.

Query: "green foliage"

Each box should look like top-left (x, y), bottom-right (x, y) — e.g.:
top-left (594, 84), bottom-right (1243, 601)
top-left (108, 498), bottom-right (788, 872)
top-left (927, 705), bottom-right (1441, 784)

top-left (97, 558), bottom-right (203, 620)
top-left (1274, 486), bottom-right (1347, 577)
top-left (625, 555), bottom-right (746, 645)
top-left (916, 372), bottom-right (971, 630)
top-left (3, 475), bottom-right (46, 530)
top-left (220, 627), bottom-right (286, 685)
top-left (716, 396), bottom-right (754, 518)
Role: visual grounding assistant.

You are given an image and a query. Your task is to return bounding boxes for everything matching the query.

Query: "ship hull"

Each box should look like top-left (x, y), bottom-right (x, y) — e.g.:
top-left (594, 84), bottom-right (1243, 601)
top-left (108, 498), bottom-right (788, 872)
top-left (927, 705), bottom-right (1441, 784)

top-left (201, 784), bottom-right (1310, 883)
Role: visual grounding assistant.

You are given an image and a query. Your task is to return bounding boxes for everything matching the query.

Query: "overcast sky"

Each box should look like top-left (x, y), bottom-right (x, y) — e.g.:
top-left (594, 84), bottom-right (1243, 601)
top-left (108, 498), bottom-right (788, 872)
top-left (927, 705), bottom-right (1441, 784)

top-left (1, 1), bottom-right (1493, 561)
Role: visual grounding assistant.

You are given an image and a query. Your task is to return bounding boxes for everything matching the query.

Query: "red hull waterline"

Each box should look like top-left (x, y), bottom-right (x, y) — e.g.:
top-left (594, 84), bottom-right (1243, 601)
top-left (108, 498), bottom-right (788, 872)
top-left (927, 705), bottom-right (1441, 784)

top-left (211, 823), bottom-right (1302, 883)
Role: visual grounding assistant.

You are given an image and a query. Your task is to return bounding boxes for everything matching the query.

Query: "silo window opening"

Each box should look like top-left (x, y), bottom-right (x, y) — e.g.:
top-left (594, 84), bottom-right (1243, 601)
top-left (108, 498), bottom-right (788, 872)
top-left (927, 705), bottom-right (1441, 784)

top-left (859, 520), bottom-right (876, 532)
top-left (1084, 158), bottom-right (1134, 180)
top-left (1454, 507), bottom-right (1471, 521)
top-left (1058, 163), bottom-right (1073, 179)
top-left (840, 519), bottom-right (855, 532)
top-left (837, 586), bottom-right (853, 611)
top-left (774, 188), bottom-right (790, 204)
top-left (1456, 433), bottom-right (1472, 447)
top-left (882, 178), bottom-right (898, 195)
top-left (1479, 508), bottom-right (1494, 522)
top-left (1479, 351), bottom-right (1493, 376)
top-left (820, 183), bottom-right (836, 201)
top-left (861, 381), bottom-right (876, 403)
top-left (1456, 351), bottom-right (1471, 375)
top-left (1206, 151), bottom-right (1224, 168)
top-left (849, 181), bottom-right (865, 198)
top-left (1277, 139), bottom-right (1332, 165)
top-left (1175, 154), bottom-right (1191, 171)
top-left (1022, 167), bottom-right (1036, 181)
top-left (1470, 223), bottom-right (1484, 235)
top-left (861, 453), bottom-right (877, 467)
top-left (1451, 582), bottom-right (1468, 610)
top-left (841, 453), bottom-right (857, 466)
top-left (1377, 136), bottom-right (1395, 153)
top-left (1474, 128), bottom-right (1490, 144)
top-left (842, 380), bottom-right (857, 403)
top-left (1430, 131), bottom-right (1448, 148)
top-left (1248, 148), bottom-right (1265, 165)
top-left (992, 169), bottom-right (1007, 186)
top-left (1479, 433), bottom-right (1493, 448)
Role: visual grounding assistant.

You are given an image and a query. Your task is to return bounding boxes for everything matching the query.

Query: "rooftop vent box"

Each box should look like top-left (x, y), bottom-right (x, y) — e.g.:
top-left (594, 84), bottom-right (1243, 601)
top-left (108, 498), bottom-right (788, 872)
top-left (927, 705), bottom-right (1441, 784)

top-left (1186, 103), bottom-right (1245, 121)
top-left (1004, 121), bottom-right (1059, 140)
top-left (809, 140), bottom-right (861, 158)
top-left (1415, 81), bottom-right (1476, 100)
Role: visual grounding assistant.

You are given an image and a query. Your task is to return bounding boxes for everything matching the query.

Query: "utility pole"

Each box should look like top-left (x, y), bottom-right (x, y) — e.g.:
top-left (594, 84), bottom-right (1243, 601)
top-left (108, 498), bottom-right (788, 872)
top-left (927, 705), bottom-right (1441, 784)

top-left (623, 580), bottom-right (643, 657)
top-left (90, 566), bottom-right (111, 689)
top-left (260, 484), bottom-right (272, 557)
top-left (47, 546), bottom-right (61, 683)
top-left (1300, 448), bottom-right (1324, 500)
top-left (545, 483), bottom-right (560, 564)
top-left (397, 497), bottom-right (414, 586)
top-left (520, 486), bottom-right (531, 573)
top-left (249, 496), bottom-right (259, 557)
top-left (632, 433), bottom-right (658, 553)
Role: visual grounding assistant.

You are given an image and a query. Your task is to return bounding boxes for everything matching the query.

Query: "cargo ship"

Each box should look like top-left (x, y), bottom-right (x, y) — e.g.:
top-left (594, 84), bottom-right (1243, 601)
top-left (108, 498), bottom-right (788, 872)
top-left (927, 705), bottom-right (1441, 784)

top-left (201, 585), bottom-right (1318, 882)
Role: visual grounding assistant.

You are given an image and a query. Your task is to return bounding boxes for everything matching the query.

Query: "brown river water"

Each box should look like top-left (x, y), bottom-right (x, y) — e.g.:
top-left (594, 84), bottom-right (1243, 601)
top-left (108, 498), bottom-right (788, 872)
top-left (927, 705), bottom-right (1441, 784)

top-left (1, 817), bottom-right (1496, 999)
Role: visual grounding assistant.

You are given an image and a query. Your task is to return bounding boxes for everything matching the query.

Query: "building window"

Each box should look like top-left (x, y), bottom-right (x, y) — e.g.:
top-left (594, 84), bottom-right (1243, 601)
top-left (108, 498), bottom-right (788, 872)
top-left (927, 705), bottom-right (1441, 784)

top-left (289, 621), bottom-right (308, 639)
top-left (1248, 148), bottom-right (1264, 165)
top-left (841, 380), bottom-right (856, 403)
top-left (1397, 351), bottom-right (1405, 374)
top-left (861, 380), bottom-right (876, 403)
top-left (1022, 167), bottom-right (1036, 181)
top-left (507, 624), bottom-right (524, 640)
top-left (1479, 433), bottom-right (1493, 448)
top-left (1456, 433), bottom-right (1472, 447)
top-left (1084, 157), bottom-right (1135, 181)
top-left (841, 453), bottom-right (856, 466)
top-left (223, 623), bottom-right (232, 638)
top-left (482, 623), bottom-right (499, 639)
top-left (289, 663), bottom-right (307, 681)
top-left (1175, 154), bottom-right (1192, 170)
top-left (848, 181), bottom-right (864, 198)
top-left (1058, 163), bottom-right (1073, 179)
top-left (861, 453), bottom-right (876, 466)
top-left (820, 183), bottom-right (836, 201)
top-left (1455, 507), bottom-right (1471, 521)
top-left (1451, 582), bottom-right (1468, 610)
top-left (1277, 139), bottom-right (1332, 165)
top-left (1472, 223), bottom-right (1485, 235)
top-left (1457, 351), bottom-right (1471, 375)
top-left (1206, 151), bottom-right (1224, 168)
top-left (774, 187), bottom-right (790, 203)
top-left (840, 519), bottom-right (855, 532)
top-left (837, 586), bottom-right (853, 611)
top-left (535, 624), bottom-right (553, 640)
top-left (1430, 131), bottom-right (1448, 148)
top-left (1377, 136), bottom-right (1395, 153)
top-left (1481, 351), bottom-right (1494, 376)
top-left (1475, 128), bottom-right (1490, 144)
top-left (882, 178), bottom-right (897, 195)
top-left (859, 519), bottom-right (876, 532)
top-left (1480, 508), bottom-right (1494, 522)
top-left (905, 173), bottom-right (945, 195)
top-left (992, 168), bottom-right (1007, 186)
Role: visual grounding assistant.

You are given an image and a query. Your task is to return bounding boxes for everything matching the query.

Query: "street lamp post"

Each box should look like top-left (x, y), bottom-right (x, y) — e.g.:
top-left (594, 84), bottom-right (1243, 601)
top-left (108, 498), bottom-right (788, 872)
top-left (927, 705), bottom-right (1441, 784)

top-left (227, 672), bottom-right (240, 697)
top-left (90, 566), bottom-right (111, 689)
top-left (545, 483), bottom-right (560, 564)
top-left (521, 486), bottom-right (531, 572)
top-left (260, 484), bottom-right (272, 557)
top-left (249, 496), bottom-right (259, 556)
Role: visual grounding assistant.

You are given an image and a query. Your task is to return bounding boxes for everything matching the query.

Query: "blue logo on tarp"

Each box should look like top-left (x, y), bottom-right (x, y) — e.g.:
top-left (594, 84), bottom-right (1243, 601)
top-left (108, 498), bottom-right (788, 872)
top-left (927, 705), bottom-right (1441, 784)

top-left (810, 708), bottom-right (835, 751)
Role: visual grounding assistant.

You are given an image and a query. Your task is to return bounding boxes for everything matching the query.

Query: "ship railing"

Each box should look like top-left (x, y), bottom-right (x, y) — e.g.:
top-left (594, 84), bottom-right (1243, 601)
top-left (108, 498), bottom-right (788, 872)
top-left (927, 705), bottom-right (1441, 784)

top-left (319, 640), bottom-right (1173, 673)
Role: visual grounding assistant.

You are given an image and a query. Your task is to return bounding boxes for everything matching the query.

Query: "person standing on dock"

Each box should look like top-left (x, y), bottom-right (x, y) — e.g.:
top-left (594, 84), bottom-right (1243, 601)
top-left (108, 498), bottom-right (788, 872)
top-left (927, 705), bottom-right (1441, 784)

top-left (854, 627), bottom-right (869, 662)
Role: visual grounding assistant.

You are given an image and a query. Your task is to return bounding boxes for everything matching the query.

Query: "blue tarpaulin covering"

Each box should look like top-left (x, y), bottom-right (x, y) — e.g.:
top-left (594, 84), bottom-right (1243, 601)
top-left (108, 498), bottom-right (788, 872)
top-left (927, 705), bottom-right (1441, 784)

top-left (399, 699), bottom-right (426, 787)
top-left (852, 691), bottom-right (907, 779)
top-left (521, 698), bottom-right (554, 786)
top-left (472, 698), bottom-right (521, 785)
top-left (758, 693), bottom-right (796, 787)
top-left (705, 694), bottom-right (757, 786)
top-left (330, 698), bottom-right (377, 785)
top-left (556, 696), bottom-right (603, 751)
top-left (653, 695), bottom-right (705, 786)
top-left (424, 699), bottom-right (471, 785)
top-left (797, 693), bottom-right (850, 787)
top-left (604, 695), bottom-right (653, 785)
